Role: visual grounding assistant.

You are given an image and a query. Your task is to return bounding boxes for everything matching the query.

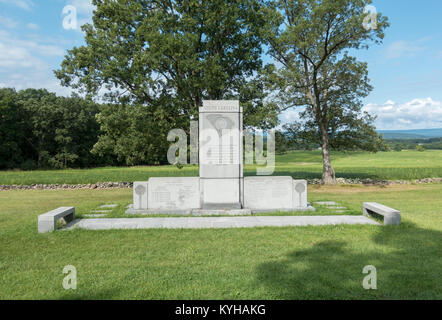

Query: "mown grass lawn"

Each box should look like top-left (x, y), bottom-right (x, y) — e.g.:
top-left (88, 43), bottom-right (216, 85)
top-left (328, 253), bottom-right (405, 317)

top-left (0, 150), bottom-right (441, 185)
top-left (0, 184), bottom-right (441, 299)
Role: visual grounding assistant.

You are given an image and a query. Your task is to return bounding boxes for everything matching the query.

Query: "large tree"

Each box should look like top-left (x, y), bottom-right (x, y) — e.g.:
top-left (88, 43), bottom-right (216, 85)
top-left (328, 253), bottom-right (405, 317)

top-left (55, 0), bottom-right (279, 164)
top-left (262, 0), bottom-right (389, 184)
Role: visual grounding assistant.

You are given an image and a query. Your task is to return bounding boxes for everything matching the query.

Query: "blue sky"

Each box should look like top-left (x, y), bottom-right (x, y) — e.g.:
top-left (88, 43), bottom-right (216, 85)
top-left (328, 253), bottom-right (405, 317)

top-left (0, 0), bottom-right (441, 130)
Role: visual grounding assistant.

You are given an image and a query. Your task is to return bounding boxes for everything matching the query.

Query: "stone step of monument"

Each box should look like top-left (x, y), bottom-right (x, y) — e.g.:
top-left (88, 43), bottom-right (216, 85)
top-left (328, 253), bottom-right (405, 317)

top-left (84, 214), bottom-right (108, 218)
top-left (315, 201), bottom-right (338, 206)
top-left (202, 203), bottom-right (242, 210)
top-left (192, 208), bottom-right (252, 216)
top-left (63, 215), bottom-right (379, 230)
top-left (98, 204), bottom-right (117, 209)
top-left (126, 204), bottom-right (316, 216)
top-left (125, 208), bottom-right (252, 216)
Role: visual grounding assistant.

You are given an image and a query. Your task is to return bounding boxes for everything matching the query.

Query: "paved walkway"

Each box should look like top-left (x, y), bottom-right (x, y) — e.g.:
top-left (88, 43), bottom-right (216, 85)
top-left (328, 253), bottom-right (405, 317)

top-left (64, 215), bottom-right (378, 230)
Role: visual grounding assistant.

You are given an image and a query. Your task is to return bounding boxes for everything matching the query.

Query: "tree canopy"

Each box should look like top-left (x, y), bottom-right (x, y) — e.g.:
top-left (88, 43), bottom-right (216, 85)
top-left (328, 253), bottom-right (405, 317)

top-left (55, 0), bottom-right (278, 121)
top-left (261, 0), bottom-right (389, 183)
top-left (55, 0), bottom-right (280, 164)
top-left (0, 88), bottom-right (104, 170)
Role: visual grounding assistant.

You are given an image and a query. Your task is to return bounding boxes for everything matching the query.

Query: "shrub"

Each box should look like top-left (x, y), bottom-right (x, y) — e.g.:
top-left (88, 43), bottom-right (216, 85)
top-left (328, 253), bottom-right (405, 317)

top-left (19, 159), bottom-right (37, 171)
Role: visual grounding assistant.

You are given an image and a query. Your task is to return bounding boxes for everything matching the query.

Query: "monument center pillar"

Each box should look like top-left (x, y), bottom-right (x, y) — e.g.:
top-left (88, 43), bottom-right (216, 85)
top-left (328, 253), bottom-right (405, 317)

top-left (199, 100), bottom-right (243, 209)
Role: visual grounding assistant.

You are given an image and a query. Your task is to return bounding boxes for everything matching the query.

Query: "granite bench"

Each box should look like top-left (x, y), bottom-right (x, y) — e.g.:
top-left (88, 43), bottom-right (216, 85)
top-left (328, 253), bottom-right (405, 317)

top-left (363, 202), bottom-right (401, 225)
top-left (38, 207), bottom-right (75, 233)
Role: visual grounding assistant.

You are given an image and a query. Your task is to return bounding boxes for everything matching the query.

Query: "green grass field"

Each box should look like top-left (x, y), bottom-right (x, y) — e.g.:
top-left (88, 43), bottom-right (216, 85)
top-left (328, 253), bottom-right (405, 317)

top-left (0, 184), bottom-right (441, 299)
top-left (1, 150), bottom-right (441, 299)
top-left (0, 150), bottom-right (441, 185)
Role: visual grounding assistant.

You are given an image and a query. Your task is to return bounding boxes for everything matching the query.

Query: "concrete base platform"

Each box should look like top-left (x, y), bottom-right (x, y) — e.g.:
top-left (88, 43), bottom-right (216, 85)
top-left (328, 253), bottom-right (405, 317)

top-left (125, 204), bottom-right (315, 216)
top-left (125, 207), bottom-right (251, 216)
top-left (64, 215), bottom-right (379, 231)
top-left (202, 203), bottom-right (242, 210)
top-left (192, 208), bottom-right (252, 216)
top-left (126, 207), bottom-right (193, 215)
top-left (251, 204), bottom-right (315, 213)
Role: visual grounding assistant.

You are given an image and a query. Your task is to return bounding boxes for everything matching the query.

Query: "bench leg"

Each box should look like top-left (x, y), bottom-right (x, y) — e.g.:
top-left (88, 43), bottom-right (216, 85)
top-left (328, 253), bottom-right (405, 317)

top-left (64, 211), bottom-right (75, 223)
top-left (363, 207), bottom-right (369, 217)
top-left (38, 218), bottom-right (56, 233)
top-left (384, 214), bottom-right (401, 225)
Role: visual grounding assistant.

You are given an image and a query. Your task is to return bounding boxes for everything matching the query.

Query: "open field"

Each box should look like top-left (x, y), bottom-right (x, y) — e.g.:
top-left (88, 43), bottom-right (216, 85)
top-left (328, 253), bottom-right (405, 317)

top-left (0, 184), bottom-right (441, 299)
top-left (0, 150), bottom-right (441, 185)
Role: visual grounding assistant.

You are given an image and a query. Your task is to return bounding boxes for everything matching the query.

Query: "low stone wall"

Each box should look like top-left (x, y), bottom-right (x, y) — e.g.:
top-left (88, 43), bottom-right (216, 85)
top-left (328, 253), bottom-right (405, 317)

top-left (0, 178), bottom-right (441, 191)
top-left (0, 182), bottom-right (133, 191)
top-left (308, 177), bottom-right (442, 185)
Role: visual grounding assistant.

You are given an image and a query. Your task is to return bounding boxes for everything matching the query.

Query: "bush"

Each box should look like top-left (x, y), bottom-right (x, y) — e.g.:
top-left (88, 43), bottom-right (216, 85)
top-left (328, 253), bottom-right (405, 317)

top-left (19, 159), bottom-right (37, 171)
top-left (393, 145), bottom-right (402, 152)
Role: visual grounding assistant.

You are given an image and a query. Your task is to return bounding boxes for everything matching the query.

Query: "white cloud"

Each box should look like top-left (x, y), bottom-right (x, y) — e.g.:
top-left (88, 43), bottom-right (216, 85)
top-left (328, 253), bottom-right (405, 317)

top-left (0, 30), bottom-right (71, 96)
top-left (276, 107), bottom-right (305, 130)
top-left (0, 15), bottom-right (18, 28)
top-left (0, 2), bottom-right (94, 96)
top-left (363, 98), bottom-right (442, 130)
top-left (278, 99), bottom-right (442, 130)
top-left (0, 0), bottom-right (34, 11)
top-left (280, 108), bottom-right (303, 124)
top-left (0, 31), bottom-right (64, 62)
top-left (26, 23), bottom-right (39, 30)
top-left (384, 38), bottom-right (430, 59)
top-left (385, 41), bottom-right (423, 59)
top-left (0, 42), bottom-right (42, 68)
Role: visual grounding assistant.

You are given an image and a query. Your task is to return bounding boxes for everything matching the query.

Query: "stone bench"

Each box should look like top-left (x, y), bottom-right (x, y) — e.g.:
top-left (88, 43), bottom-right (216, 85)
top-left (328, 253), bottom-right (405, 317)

top-left (363, 202), bottom-right (401, 225)
top-left (38, 207), bottom-right (75, 233)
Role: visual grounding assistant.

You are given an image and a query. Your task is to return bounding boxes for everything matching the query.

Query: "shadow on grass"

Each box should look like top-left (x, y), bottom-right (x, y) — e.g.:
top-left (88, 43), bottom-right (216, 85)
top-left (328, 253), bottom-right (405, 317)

top-left (255, 222), bottom-right (442, 299)
top-left (57, 288), bottom-right (121, 300)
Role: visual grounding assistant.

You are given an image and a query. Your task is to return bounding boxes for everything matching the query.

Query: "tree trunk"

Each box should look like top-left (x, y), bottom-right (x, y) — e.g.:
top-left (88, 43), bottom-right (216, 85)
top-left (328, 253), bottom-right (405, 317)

top-left (37, 152), bottom-right (42, 169)
top-left (320, 125), bottom-right (336, 185)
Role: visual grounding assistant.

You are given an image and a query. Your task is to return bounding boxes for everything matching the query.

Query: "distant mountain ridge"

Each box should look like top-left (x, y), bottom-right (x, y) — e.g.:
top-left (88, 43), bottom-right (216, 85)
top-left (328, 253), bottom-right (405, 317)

top-left (377, 128), bottom-right (442, 139)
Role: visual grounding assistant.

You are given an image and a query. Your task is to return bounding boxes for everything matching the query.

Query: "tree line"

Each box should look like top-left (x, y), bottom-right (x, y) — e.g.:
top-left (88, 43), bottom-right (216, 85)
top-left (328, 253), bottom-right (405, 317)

top-left (0, 88), bottom-right (105, 170)
top-left (0, 84), bottom-right (387, 170)
top-left (387, 138), bottom-right (442, 152)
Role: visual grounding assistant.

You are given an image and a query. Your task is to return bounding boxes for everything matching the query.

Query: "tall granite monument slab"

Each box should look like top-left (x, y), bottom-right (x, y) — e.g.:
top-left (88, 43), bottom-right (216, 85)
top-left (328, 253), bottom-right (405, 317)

top-left (199, 100), bottom-right (243, 209)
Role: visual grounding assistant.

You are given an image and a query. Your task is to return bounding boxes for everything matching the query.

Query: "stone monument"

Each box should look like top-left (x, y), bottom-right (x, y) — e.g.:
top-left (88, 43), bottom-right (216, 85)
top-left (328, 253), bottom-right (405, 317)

top-left (126, 100), bottom-right (314, 215)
